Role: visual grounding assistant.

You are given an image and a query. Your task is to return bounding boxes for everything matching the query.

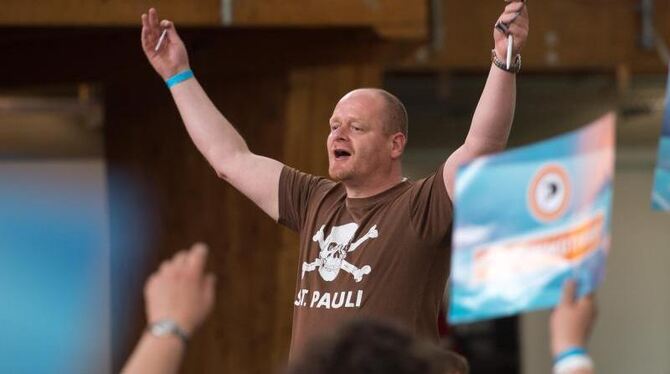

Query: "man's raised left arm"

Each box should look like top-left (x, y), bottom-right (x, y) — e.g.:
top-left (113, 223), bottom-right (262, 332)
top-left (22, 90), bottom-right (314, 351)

top-left (443, 0), bottom-right (529, 198)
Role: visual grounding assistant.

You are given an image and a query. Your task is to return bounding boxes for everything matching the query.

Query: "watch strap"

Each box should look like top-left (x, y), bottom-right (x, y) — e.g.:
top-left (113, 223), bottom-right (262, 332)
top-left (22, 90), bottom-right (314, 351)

top-left (491, 49), bottom-right (522, 74)
top-left (147, 319), bottom-right (189, 345)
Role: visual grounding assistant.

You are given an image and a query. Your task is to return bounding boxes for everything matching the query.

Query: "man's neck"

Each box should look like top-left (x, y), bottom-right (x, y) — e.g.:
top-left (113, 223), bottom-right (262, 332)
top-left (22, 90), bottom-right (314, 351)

top-left (343, 173), bottom-right (405, 199)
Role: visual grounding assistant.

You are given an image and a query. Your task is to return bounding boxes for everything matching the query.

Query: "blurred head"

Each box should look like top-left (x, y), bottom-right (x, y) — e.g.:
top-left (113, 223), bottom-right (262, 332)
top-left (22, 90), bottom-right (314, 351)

top-left (327, 88), bottom-right (408, 184)
top-left (286, 319), bottom-right (468, 374)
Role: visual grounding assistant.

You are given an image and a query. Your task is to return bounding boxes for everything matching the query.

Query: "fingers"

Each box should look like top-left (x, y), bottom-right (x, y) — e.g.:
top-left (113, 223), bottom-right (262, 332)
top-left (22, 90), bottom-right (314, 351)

top-left (159, 259), bottom-right (173, 274)
top-left (577, 292), bottom-right (597, 313)
top-left (141, 14), bottom-right (157, 51)
top-left (148, 8), bottom-right (160, 30)
top-left (152, 243), bottom-right (209, 281)
top-left (160, 19), bottom-right (184, 47)
top-left (504, 1), bottom-right (526, 13)
top-left (504, 0), bottom-right (527, 6)
top-left (187, 242), bottom-right (209, 275)
top-left (141, 24), bottom-right (152, 52)
top-left (560, 279), bottom-right (578, 306)
top-left (141, 13), bottom-right (149, 29)
top-left (499, 12), bottom-right (522, 26)
top-left (506, 23), bottom-right (528, 41)
top-left (495, 16), bottom-right (528, 45)
top-left (495, 21), bottom-right (510, 35)
top-left (495, 1), bottom-right (528, 36)
top-left (153, 248), bottom-right (185, 278)
top-left (143, 15), bottom-right (180, 54)
top-left (174, 250), bottom-right (188, 267)
top-left (512, 5), bottom-right (529, 25)
top-left (141, 10), bottom-right (174, 55)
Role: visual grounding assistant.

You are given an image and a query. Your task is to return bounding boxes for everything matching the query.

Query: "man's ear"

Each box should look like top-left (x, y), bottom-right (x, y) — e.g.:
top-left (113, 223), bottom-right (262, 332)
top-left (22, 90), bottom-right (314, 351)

top-left (390, 132), bottom-right (406, 159)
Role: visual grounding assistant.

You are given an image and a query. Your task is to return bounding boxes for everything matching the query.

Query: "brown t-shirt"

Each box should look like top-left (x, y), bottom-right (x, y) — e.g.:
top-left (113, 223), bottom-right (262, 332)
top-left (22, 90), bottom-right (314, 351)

top-left (278, 165), bottom-right (453, 359)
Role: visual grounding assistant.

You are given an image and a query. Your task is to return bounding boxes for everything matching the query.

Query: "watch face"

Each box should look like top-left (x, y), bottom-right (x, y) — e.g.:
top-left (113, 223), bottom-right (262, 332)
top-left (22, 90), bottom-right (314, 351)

top-left (149, 320), bottom-right (188, 342)
top-left (151, 320), bottom-right (178, 336)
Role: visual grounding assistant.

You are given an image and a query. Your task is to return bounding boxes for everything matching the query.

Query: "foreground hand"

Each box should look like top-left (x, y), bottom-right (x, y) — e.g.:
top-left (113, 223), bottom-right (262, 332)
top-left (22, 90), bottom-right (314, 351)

top-left (493, 0), bottom-right (529, 58)
top-left (141, 8), bottom-right (190, 80)
top-left (144, 242), bottom-right (217, 335)
top-left (549, 280), bottom-right (597, 356)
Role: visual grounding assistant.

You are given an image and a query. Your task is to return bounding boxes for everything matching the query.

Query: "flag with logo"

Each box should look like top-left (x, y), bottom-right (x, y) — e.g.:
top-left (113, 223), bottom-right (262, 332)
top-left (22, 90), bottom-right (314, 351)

top-left (448, 113), bottom-right (616, 324)
top-left (652, 69), bottom-right (670, 211)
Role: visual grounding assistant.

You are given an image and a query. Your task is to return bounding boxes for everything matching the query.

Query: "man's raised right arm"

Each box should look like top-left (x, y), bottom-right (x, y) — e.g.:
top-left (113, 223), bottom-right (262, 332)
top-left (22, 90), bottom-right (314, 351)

top-left (141, 8), bottom-right (283, 221)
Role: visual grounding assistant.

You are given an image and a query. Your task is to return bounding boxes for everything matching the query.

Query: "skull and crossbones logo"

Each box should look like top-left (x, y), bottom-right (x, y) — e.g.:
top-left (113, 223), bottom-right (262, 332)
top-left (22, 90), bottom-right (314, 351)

top-left (302, 223), bottom-right (378, 282)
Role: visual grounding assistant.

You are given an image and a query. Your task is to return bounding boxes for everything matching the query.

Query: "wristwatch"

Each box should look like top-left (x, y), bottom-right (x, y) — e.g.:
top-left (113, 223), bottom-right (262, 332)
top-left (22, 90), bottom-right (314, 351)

top-left (491, 49), bottom-right (522, 74)
top-left (147, 319), bottom-right (189, 345)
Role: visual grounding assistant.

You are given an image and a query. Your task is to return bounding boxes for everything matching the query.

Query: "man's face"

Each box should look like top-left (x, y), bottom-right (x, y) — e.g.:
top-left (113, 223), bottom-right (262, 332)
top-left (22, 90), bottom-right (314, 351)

top-left (327, 90), bottom-right (393, 183)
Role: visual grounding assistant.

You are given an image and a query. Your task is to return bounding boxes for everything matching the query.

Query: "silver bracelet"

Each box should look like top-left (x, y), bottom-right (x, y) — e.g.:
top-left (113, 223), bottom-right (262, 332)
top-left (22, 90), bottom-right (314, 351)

top-left (491, 49), bottom-right (522, 74)
top-left (147, 319), bottom-right (189, 345)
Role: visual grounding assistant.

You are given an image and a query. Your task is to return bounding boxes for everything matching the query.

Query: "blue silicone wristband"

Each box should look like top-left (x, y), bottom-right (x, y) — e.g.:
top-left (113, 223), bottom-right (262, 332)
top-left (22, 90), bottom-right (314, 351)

top-left (553, 347), bottom-right (587, 365)
top-left (166, 69), bottom-right (194, 88)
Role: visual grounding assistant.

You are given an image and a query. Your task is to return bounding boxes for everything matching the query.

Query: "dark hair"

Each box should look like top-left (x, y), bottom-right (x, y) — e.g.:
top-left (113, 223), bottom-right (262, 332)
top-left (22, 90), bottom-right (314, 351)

top-left (285, 319), bottom-right (468, 374)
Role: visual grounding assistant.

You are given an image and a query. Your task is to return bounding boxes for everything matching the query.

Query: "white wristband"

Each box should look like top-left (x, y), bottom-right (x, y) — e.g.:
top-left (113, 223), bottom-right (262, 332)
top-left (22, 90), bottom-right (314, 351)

top-left (553, 354), bottom-right (594, 374)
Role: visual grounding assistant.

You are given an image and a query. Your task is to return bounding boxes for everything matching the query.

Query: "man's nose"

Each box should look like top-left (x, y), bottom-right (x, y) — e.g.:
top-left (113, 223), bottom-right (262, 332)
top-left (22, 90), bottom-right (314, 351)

top-left (332, 125), bottom-right (349, 140)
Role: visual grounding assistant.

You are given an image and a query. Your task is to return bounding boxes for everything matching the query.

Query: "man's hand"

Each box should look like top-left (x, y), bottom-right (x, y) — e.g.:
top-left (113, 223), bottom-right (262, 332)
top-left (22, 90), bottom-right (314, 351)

top-left (550, 280), bottom-right (597, 356)
top-left (493, 0), bottom-right (529, 58)
top-left (141, 8), bottom-right (190, 81)
top-left (144, 242), bottom-right (217, 335)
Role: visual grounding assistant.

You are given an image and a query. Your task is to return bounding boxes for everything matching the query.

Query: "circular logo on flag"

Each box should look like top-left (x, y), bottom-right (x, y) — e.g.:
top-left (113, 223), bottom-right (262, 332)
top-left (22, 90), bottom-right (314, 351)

top-left (528, 164), bottom-right (570, 222)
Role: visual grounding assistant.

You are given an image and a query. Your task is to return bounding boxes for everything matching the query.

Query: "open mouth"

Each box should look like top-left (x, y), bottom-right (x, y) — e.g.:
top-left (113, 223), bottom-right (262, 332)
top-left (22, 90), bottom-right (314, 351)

top-left (333, 149), bottom-right (352, 160)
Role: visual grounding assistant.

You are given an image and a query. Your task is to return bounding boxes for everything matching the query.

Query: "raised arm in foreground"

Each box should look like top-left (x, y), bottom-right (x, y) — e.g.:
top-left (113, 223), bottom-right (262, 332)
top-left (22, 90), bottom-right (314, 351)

top-left (550, 280), bottom-right (597, 374)
top-left (122, 243), bottom-right (216, 374)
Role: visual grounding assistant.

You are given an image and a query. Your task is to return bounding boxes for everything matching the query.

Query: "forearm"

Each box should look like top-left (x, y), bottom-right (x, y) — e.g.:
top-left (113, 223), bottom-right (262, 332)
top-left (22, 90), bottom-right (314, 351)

top-left (465, 64), bottom-right (516, 154)
top-left (121, 333), bottom-right (185, 374)
top-left (170, 78), bottom-right (250, 175)
top-left (442, 65), bottom-right (517, 197)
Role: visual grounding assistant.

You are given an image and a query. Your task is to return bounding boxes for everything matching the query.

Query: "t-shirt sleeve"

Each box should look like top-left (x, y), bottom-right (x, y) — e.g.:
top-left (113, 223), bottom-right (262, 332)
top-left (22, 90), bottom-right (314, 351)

top-left (278, 166), bottom-right (328, 232)
top-left (408, 163), bottom-right (454, 245)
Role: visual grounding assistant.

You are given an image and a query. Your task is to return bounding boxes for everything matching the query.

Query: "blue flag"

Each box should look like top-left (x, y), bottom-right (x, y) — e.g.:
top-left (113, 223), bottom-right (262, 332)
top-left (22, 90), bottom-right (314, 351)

top-left (652, 68), bottom-right (670, 211)
top-left (449, 114), bottom-right (615, 324)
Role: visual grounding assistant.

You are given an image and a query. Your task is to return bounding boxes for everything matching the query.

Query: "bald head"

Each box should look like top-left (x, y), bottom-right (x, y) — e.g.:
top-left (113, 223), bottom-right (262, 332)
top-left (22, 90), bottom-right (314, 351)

top-left (340, 88), bottom-right (409, 138)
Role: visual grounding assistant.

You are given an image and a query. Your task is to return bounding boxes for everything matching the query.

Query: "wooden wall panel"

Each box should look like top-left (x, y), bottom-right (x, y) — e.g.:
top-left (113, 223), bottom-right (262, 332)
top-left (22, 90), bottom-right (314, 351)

top-left (1, 0), bottom-right (219, 26)
top-left (1, 0), bottom-right (427, 40)
top-left (393, 0), bottom-right (670, 73)
top-left (232, 0), bottom-right (428, 39)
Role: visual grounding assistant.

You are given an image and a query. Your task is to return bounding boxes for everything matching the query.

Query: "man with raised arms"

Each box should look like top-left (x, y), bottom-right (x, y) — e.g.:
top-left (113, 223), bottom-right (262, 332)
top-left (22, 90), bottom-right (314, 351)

top-left (140, 2), bottom-right (529, 358)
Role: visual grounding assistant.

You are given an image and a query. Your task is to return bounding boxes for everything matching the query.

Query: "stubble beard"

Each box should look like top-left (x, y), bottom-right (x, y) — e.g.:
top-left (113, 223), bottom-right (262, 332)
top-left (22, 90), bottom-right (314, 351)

top-left (328, 161), bottom-right (356, 182)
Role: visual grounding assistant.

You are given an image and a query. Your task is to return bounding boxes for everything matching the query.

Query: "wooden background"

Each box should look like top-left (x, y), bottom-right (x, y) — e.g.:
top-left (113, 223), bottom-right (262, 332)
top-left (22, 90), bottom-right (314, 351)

top-left (2, 0), bottom-right (669, 372)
